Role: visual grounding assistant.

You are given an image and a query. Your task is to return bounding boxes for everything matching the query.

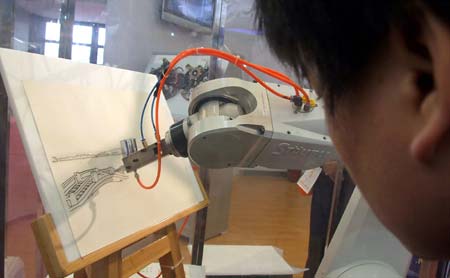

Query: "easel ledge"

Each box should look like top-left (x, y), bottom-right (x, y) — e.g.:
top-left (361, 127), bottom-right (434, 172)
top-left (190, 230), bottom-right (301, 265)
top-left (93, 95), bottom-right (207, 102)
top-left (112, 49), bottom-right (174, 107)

top-left (32, 191), bottom-right (208, 277)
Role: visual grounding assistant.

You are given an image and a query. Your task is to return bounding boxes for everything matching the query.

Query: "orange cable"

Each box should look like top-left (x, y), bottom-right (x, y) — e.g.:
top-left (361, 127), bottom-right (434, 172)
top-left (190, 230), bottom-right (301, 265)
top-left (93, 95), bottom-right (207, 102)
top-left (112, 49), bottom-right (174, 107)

top-left (240, 66), bottom-right (290, 100)
top-left (177, 215), bottom-right (190, 237)
top-left (136, 174), bottom-right (158, 190)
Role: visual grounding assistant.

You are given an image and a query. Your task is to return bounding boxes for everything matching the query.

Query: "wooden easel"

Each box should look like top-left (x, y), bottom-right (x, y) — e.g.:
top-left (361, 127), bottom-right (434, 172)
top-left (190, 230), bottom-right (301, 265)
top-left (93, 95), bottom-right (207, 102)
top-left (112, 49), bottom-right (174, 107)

top-left (31, 187), bottom-right (208, 278)
top-left (32, 213), bottom-right (189, 278)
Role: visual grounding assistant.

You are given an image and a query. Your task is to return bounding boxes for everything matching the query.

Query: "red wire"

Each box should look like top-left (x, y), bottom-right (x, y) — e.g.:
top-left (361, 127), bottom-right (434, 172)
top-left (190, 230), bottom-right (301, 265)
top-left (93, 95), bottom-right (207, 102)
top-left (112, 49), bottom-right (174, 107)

top-left (136, 216), bottom-right (191, 278)
top-left (177, 215), bottom-right (190, 237)
top-left (137, 272), bottom-right (150, 278)
top-left (240, 66), bottom-right (290, 100)
top-left (136, 175), bottom-right (158, 190)
top-left (137, 272), bottom-right (162, 278)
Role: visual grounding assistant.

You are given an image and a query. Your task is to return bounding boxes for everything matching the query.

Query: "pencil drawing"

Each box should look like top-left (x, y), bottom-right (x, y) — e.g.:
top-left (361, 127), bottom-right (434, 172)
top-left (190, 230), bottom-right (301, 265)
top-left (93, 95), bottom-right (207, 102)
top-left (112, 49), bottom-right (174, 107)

top-left (51, 148), bottom-right (122, 163)
top-left (63, 167), bottom-right (128, 211)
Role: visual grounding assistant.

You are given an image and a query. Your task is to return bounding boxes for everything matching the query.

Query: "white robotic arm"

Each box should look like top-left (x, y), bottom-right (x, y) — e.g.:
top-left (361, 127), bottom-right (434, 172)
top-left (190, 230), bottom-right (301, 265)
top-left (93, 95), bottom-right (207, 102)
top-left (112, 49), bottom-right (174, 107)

top-left (122, 77), bottom-right (338, 172)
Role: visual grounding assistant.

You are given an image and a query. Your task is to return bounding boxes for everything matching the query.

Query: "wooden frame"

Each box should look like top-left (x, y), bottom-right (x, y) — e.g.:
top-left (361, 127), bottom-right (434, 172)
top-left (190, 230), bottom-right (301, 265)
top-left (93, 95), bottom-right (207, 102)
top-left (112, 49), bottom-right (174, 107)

top-left (32, 174), bottom-right (208, 278)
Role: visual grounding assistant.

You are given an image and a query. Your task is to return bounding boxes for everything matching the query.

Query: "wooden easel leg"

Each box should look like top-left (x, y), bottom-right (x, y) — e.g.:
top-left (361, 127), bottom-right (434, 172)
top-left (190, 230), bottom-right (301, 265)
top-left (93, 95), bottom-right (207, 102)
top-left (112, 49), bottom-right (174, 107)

top-left (74, 269), bottom-right (88, 278)
top-left (159, 224), bottom-right (185, 278)
top-left (87, 250), bottom-right (122, 278)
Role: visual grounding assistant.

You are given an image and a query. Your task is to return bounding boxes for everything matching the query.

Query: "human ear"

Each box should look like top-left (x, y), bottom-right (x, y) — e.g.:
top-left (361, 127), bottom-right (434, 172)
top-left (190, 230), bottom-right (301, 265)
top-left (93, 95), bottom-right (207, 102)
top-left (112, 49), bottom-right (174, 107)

top-left (409, 13), bottom-right (450, 163)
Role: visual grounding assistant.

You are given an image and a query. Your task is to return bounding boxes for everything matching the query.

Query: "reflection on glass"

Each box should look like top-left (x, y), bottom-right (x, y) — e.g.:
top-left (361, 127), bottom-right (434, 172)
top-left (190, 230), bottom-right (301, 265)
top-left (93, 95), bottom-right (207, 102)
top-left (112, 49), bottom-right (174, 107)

top-left (71, 45), bottom-right (91, 63)
top-left (45, 22), bottom-right (61, 41)
top-left (97, 48), bottom-right (104, 65)
top-left (98, 28), bottom-right (106, 46)
top-left (44, 42), bottom-right (59, 58)
top-left (73, 25), bottom-right (93, 44)
top-left (163, 0), bottom-right (214, 28)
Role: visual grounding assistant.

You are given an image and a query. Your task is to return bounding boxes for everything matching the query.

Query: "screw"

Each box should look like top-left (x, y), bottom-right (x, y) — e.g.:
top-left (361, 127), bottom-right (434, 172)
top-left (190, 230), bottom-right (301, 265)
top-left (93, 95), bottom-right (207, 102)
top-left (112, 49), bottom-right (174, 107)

top-left (259, 127), bottom-right (265, 134)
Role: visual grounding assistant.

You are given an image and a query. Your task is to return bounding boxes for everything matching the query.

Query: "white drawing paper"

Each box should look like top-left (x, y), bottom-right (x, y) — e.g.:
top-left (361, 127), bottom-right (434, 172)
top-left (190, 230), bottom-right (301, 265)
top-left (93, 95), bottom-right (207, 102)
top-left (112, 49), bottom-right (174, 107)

top-left (22, 80), bottom-right (204, 257)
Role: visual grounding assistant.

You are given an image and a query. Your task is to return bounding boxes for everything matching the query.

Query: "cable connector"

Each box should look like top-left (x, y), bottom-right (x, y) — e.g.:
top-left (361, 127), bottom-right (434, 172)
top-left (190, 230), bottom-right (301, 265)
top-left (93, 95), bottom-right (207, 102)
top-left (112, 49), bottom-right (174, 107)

top-left (141, 139), bottom-right (148, 148)
top-left (291, 95), bottom-right (303, 113)
top-left (303, 103), bottom-right (312, 112)
top-left (291, 95), bottom-right (316, 113)
top-left (303, 98), bottom-right (317, 112)
top-left (290, 95), bottom-right (303, 107)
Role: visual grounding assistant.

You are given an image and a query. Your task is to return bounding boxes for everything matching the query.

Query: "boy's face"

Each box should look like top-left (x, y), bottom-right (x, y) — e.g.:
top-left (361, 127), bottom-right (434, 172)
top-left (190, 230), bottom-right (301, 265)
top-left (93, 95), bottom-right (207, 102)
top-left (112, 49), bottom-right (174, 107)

top-left (314, 21), bottom-right (450, 259)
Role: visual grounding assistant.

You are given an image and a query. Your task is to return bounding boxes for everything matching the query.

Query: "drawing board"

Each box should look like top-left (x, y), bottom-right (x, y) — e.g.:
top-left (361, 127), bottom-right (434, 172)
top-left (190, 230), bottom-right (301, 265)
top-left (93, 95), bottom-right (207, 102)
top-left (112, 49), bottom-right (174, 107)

top-left (0, 48), bottom-right (206, 262)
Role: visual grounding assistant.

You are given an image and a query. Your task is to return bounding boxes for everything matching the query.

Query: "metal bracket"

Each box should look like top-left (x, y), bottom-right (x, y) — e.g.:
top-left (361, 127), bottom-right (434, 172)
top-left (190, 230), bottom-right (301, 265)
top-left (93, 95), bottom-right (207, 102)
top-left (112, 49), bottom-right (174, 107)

top-left (122, 139), bottom-right (171, 173)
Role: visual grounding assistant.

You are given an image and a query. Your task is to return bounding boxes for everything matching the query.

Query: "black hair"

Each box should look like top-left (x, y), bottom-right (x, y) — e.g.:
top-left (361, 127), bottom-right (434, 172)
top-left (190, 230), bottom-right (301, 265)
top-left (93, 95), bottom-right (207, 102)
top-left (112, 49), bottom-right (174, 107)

top-left (255, 1), bottom-right (450, 111)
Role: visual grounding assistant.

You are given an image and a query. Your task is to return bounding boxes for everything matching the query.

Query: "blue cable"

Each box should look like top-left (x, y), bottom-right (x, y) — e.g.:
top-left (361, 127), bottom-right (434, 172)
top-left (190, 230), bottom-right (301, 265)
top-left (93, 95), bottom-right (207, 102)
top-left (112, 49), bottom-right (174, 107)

top-left (139, 83), bottom-right (158, 141)
top-left (150, 90), bottom-right (157, 133)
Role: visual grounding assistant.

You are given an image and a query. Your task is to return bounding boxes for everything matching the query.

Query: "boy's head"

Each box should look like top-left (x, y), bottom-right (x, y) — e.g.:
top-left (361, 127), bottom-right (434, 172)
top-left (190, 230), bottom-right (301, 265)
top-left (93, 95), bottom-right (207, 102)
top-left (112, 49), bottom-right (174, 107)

top-left (255, 0), bottom-right (450, 259)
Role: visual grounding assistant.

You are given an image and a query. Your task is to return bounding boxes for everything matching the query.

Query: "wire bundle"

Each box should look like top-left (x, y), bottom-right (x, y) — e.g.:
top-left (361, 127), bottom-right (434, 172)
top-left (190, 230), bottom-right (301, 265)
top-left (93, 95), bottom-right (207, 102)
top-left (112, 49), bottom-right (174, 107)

top-left (136, 47), bottom-right (310, 190)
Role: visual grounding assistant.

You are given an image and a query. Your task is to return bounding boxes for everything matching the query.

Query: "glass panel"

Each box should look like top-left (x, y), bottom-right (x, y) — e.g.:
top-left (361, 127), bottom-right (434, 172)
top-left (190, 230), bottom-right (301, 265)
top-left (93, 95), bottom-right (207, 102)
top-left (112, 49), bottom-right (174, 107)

top-left (45, 22), bottom-right (61, 41)
top-left (0, 0), bottom-right (332, 277)
top-left (163, 0), bottom-right (215, 29)
top-left (97, 47), bottom-right (104, 64)
top-left (222, 1), bottom-right (300, 84)
top-left (44, 42), bottom-right (59, 57)
top-left (98, 27), bottom-right (106, 46)
top-left (7, 119), bottom-right (46, 278)
top-left (71, 44), bottom-right (91, 63)
top-left (73, 24), bottom-right (93, 44)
